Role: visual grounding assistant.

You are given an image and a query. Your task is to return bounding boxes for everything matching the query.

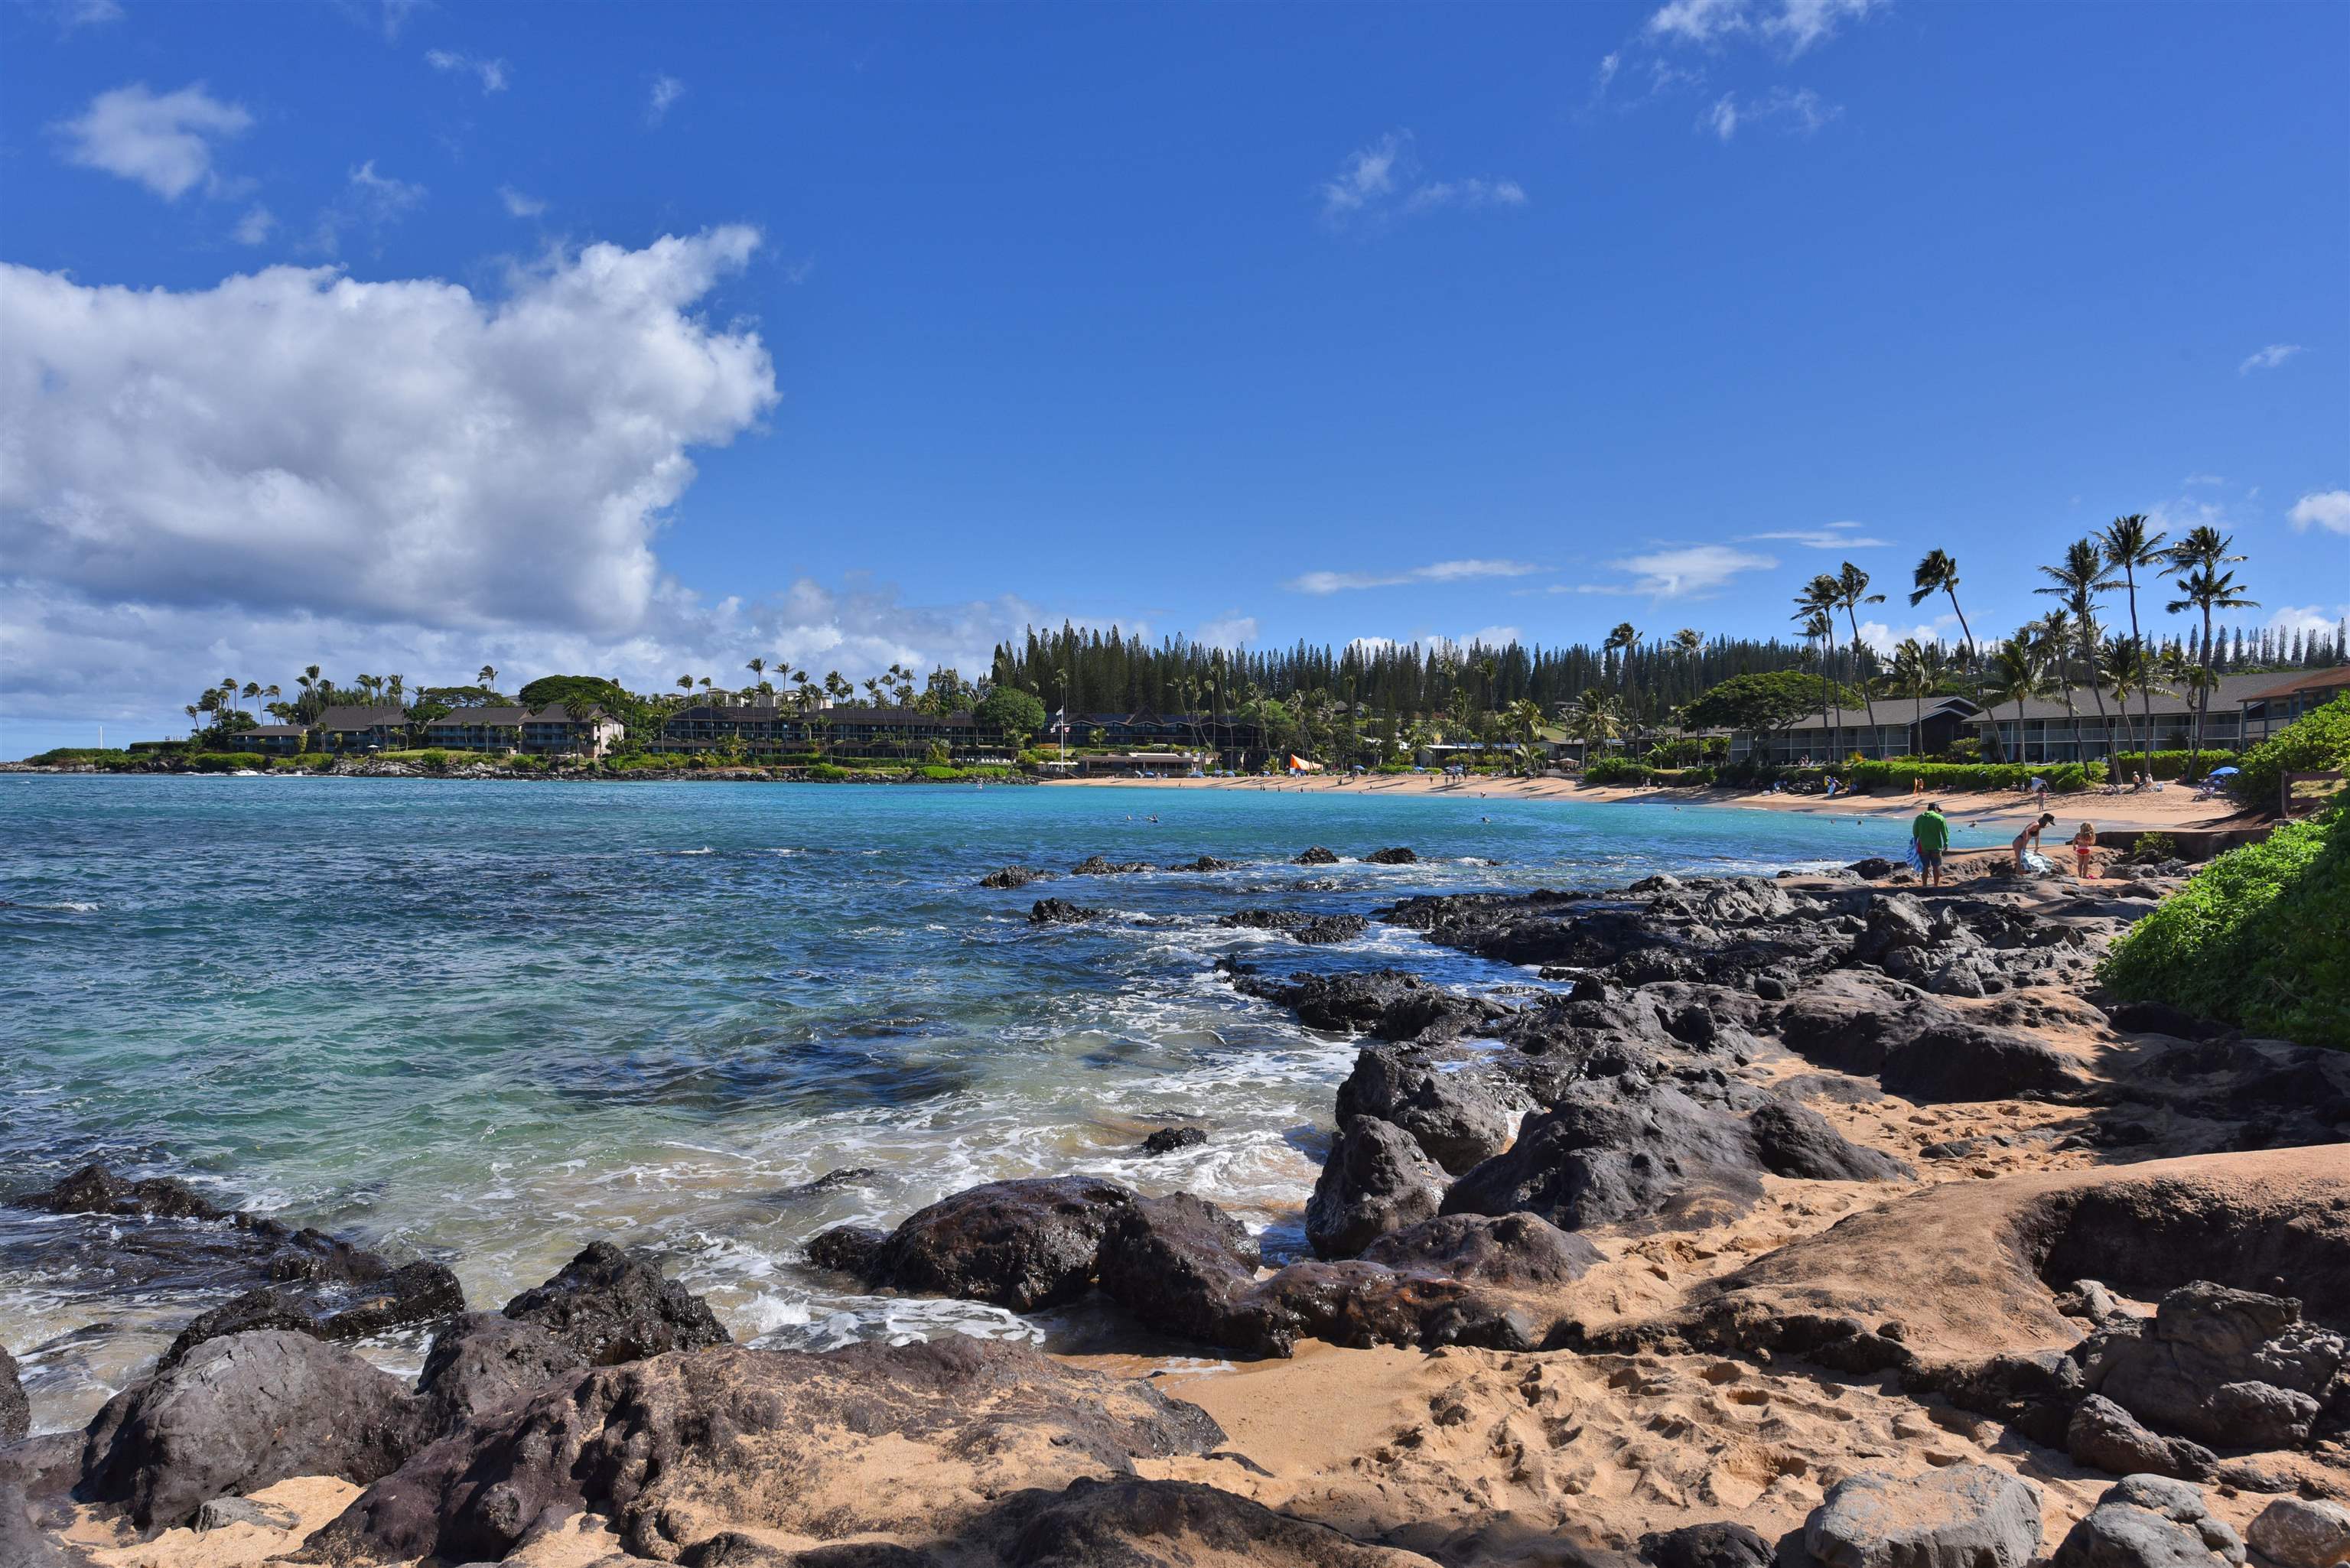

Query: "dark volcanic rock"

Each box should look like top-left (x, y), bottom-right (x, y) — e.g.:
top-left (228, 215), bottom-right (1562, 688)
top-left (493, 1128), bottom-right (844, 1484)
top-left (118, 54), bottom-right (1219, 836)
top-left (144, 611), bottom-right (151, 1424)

top-left (1362, 847), bottom-right (1417, 865)
top-left (1141, 1126), bottom-right (1207, 1156)
top-left (1029, 897), bottom-right (1108, 925)
top-left (1746, 1099), bottom-right (1914, 1183)
top-left (2104, 998), bottom-right (2226, 1041)
top-left (17, 1163), bottom-right (228, 1221)
top-left (0, 1346), bottom-right (26, 1445)
top-left (2081, 1281), bottom-right (2345, 1450)
top-left (1229, 966), bottom-right (1509, 1043)
top-left (979, 865), bottom-right (1052, 890)
top-left (1293, 846), bottom-right (1340, 865)
top-left (1358, 1212), bottom-right (1601, 1288)
top-left (301, 1339), bottom-right (1225, 1566)
top-left (1773, 971), bottom-right (2085, 1102)
top-left (415, 1313), bottom-right (589, 1434)
top-left (1070, 855), bottom-right (1154, 876)
top-left (1440, 1076), bottom-right (1764, 1233)
top-left (1641, 1521), bottom-right (1773, 1568)
top-left (2065, 1393), bottom-right (2218, 1481)
top-left (1164, 855), bottom-right (1237, 872)
top-left (1095, 1194), bottom-right (1283, 1355)
top-left (1246, 1261), bottom-right (1533, 1355)
top-left (1335, 1045), bottom-right (1516, 1173)
top-left (2051, 1475), bottom-right (2244, 1568)
top-left (1802, 1465), bottom-right (2042, 1568)
top-left (1217, 909), bottom-right (1371, 945)
top-left (864, 1176), bottom-right (1138, 1311)
top-left (1905, 1351), bottom-right (2084, 1448)
top-left (500, 1241), bottom-right (731, 1365)
top-left (806, 1225), bottom-right (888, 1279)
top-left (1846, 857), bottom-right (1901, 881)
top-left (1305, 1117), bottom-right (1444, 1260)
top-left (161, 1259), bottom-right (464, 1369)
top-left (977, 1475), bottom-right (1409, 1568)
top-left (79, 1329), bottom-right (424, 1531)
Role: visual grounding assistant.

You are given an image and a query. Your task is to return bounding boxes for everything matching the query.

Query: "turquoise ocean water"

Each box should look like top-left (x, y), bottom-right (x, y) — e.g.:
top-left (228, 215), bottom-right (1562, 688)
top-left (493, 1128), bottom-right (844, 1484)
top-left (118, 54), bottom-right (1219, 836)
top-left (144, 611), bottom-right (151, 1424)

top-left (0, 775), bottom-right (1962, 1430)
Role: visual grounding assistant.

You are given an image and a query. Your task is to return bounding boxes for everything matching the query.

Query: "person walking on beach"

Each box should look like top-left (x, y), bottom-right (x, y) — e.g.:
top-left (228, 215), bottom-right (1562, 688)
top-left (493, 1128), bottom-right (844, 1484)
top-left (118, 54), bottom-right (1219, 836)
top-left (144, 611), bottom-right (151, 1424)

top-left (1911, 800), bottom-right (1951, 888)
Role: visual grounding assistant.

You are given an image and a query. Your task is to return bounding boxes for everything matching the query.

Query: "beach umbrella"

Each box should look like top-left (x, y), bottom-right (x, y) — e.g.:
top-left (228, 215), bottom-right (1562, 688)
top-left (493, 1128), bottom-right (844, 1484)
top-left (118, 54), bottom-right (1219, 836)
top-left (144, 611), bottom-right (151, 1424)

top-left (2208, 766), bottom-right (2239, 776)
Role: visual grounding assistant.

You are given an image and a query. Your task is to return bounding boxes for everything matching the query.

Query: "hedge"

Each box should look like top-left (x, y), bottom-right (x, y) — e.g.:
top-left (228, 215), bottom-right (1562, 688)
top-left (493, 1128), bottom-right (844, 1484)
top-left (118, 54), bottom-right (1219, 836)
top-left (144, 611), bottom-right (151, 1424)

top-left (2130, 749), bottom-right (2238, 781)
top-left (2100, 802), bottom-right (2347, 1049)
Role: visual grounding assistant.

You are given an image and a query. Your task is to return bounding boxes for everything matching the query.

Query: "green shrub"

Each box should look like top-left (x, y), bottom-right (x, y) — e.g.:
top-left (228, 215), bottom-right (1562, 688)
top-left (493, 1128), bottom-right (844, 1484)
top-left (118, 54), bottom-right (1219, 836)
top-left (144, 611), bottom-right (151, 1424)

top-left (808, 763), bottom-right (851, 782)
top-left (919, 764), bottom-right (964, 781)
top-left (1789, 759), bottom-right (2105, 794)
top-left (24, 747), bottom-right (138, 766)
top-left (2232, 695), bottom-right (2350, 812)
top-left (2130, 749), bottom-right (2238, 781)
top-left (187, 751), bottom-right (270, 773)
top-left (1582, 756), bottom-right (1651, 786)
top-left (2099, 804), bottom-right (2348, 1049)
top-left (417, 748), bottom-right (452, 772)
top-left (2125, 831), bottom-right (2178, 864)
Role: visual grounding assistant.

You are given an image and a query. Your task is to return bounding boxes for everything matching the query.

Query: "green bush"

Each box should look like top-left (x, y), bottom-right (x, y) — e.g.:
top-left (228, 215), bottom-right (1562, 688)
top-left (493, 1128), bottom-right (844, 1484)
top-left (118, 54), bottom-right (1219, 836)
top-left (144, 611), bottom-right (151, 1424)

top-left (24, 747), bottom-right (138, 766)
top-left (2124, 831), bottom-right (2178, 864)
top-left (2232, 695), bottom-right (2350, 812)
top-left (2099, 804), bottom-right (2348, 1049)
top-left (1582, 756), bottom-right (1651, 786)
top-left (417, 749), bottom-right (452, 772)
top-left (2129, 749), bottom-right (2238, 781)
top-left (919, 764), bottom-right (964, 781)
top-left (808, 763), bottom-right (851, 782)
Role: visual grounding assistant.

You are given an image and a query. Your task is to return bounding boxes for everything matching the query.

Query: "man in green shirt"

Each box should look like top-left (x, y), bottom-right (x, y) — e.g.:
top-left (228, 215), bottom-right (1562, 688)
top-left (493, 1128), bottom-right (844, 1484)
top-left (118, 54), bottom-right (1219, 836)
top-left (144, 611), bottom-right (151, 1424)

top-left (1912, 801), bottom-right (1951, 887)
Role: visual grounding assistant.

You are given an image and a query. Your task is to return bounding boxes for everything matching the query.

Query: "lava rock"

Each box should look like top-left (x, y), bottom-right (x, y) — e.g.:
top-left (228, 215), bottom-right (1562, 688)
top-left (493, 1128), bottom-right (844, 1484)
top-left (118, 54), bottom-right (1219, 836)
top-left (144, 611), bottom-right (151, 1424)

top-left (2081, 1281), bottom-right (2343, 1450)
top-left (1745, 1099), bottom-right (1915, 1183)
top-left (1293, 847), bottom-right (1340, 865)
top-left (1305, 1117), bottom-right (1444, 1260)
top-left (1362, 847), bottom-right (1417, 864)
top-left (2246, 1499), bottom-right (2350, 1568)
top-left (2104, 999), bottom-right (2226, 1041)
top-left (1335, 1046), bottom-right (1516, 1174)
top-left (1095, 1194), bottom-right (1284, 1355)
top-left (1217, 909), bottom-right (1372, 945)
top-left (15, 1163), bottom-right (229, 1222)
top-left (500, 1241), bottom-right (732, 1365)
top-left (1029, 897), bottom-right (1108, 924)
top-left (415, 1313), bottom-right (590, 1434)
top-left (863, 1177), bottom-right (1138, 1311)
top-left (159, 1258), bottom-right (465, 1369)
top-left (1640, 1521), bottom-right (1772, 1568)
top-left (1440, 1076), bottom-right (1764, 1233)
top-left (1164, 856), bottom-right (1236, 872)
top-left (1847, 857), bottom-right (1902, 881)
top-left (979, 866), bottom-right (1051, 890)
top-left (195, 1495), bottom-right (299, 1533)
top-left (2050, 1475), bottom-right (2246, 1568)
top-left (0, 1346), bottom-right (26, 1444)
top-left (806, 1225), bottom-right (888, 1279)
top-left (1230, 967), bottom-right (1510, 1043)
top-left (1802, 1464), bottom-right (2042, 1568)
top-left (1141, 1126), bottom-right (1207, 1156)
top-left (2067, 1394), bottom-right (2218, 1481)
top-left (78, 1329), bottom-right (425, 1531)
top-left (1069, 855), bottom-right (1154, 876)
top-left (1358, 1212), bottom-right (1602, 1289)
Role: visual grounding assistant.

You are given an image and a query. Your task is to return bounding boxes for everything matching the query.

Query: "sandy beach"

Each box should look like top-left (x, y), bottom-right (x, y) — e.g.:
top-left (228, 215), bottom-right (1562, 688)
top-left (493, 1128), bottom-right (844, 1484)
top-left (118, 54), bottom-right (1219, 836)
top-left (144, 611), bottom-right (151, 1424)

top-left (1050, 769), bottom-right (2257, 836)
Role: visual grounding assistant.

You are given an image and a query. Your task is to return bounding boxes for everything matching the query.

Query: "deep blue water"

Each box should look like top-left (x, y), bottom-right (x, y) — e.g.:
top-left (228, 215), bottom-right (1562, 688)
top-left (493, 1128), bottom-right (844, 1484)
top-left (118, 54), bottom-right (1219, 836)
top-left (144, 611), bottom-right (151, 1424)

top-left (0, 774), bottom-right (1959, 1430)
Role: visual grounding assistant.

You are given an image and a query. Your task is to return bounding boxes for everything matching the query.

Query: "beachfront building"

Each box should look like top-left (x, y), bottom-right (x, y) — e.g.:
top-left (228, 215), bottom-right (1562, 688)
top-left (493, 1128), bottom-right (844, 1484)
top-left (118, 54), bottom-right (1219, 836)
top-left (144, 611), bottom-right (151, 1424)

top-left (224, 724), bottom-right (308, 756)
top-left (316, 704), bottom-right (412, 753)
top-left (2239, 666), bottom-right (2350, 743)
top-left (1047, 711), bottom-right (1267, 769)
top-left (423, 704), bottom-right (625, 756)
top-left (1728, 701), bottom-right (1981, 766)
top-left (1973, 671), bottom-right (2292, 763)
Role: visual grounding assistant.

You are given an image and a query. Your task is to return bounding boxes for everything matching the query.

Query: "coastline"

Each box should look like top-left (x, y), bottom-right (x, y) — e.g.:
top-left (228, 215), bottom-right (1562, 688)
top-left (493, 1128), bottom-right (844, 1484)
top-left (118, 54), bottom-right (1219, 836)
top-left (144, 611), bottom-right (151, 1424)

top-left (24, 841), bottom-right (2348, 1563)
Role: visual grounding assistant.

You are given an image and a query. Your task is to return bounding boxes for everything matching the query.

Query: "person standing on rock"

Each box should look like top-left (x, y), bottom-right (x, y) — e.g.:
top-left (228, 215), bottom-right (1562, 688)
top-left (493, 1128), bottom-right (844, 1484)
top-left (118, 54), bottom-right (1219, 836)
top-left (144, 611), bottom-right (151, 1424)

top-left (1911, 800), bottom-right (1951, 887)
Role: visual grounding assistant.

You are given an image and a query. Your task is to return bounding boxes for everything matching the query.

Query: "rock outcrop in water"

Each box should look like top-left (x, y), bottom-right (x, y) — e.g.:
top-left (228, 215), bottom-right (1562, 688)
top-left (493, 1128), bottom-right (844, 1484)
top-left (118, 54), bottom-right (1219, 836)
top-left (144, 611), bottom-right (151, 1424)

top-left (499, 1240), bottom-right (731, 1365)
top-left (1219, 909), bottom-right (1372, 945)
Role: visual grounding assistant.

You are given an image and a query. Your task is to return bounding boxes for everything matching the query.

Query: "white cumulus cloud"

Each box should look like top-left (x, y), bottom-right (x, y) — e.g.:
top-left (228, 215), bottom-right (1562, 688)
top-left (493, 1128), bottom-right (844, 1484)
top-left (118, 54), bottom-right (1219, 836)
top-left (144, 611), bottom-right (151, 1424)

top-left (425, 49), bottom-right (509, 93)
top-left (2288, 490), bottom-right (2350, 535)
top-left (1647, 0), bottom-right (1880, 54)
top-left (2238, 343), bottom-right (2303, 376)
top-left (1, 229), bottom-right (777, 642)
top-left (1286, 559), bottom-right (1544, 594)
top-left (1193, 614), bottom-right (1260, 649)
top-left (53, 81), bottom-right (252, 200)
top-left (232, 205), bottom-right (276, 246)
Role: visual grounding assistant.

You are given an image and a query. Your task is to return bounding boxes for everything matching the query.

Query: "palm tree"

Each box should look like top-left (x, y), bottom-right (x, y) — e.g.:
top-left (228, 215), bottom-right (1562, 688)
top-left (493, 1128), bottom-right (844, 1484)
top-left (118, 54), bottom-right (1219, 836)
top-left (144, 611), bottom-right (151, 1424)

top-left (2101, 633), bottom-right (2173, 779)
top-left (477, 665), bottom-right (499, 690)
top-left (2101, 514), bottom-right (2169, 775)
top-left (1887, 639), bottom-right (1932, 751)
top-left (2036, 538), bottom-right (2119, 763)
top-left (2031, 610), bottom-right (2081, 760)
top-left (2163, 528), bottom-right (2255, 774)
top-left (1979, 635), bottom-right (2047, 764)
top-left (184, 702), bottom-right (202, 738)
top-left (1502, 698), bottom-right (1545, 773)
top-left (1832, 562), bottom-right (1886, 755)
top-left (1795, 575), bottom-right (1841, 756)
top-left (675, 675), bottom-right (695, 706)
top-left (1908, 549), bottom-right (1977, 669)
top-left (746, 657), bottom-right (767, 691)
top-left (1557, 690), bottom-right (1623, 766)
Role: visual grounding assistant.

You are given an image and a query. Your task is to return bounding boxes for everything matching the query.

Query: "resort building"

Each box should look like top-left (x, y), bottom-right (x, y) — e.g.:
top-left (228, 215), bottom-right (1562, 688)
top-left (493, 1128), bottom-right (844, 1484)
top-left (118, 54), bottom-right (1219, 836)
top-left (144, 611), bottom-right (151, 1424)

top-left (1047, 711), bottom-right (1268, 767)
top-left (224, 724), bottom-right (308, 755)
top-left (1727, 669), bottom-right (2300, 765)
top-left (424, 705), bottom-right (623, 757)
top-left (315, 704), bottom-right (412, 753)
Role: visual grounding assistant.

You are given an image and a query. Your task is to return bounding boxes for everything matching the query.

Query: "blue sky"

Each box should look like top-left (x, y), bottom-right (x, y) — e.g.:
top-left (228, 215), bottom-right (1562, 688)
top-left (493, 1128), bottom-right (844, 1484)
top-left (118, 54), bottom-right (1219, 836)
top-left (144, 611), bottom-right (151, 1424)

top-left (2, 0), bottom-right (2345, 750)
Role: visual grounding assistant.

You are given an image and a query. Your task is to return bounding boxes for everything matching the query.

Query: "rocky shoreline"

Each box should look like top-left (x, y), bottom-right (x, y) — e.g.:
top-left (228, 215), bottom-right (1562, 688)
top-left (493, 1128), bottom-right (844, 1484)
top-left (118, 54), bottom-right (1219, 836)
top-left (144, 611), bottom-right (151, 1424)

top-left (6, 851), bottom-right (2348, 1568)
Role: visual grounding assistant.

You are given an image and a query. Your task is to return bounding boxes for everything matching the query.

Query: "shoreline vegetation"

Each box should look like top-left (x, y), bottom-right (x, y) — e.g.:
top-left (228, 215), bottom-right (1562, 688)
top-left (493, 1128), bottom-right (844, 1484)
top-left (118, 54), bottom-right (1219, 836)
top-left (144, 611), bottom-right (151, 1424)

top-left (15, 814), bottom-right (2348, 1563)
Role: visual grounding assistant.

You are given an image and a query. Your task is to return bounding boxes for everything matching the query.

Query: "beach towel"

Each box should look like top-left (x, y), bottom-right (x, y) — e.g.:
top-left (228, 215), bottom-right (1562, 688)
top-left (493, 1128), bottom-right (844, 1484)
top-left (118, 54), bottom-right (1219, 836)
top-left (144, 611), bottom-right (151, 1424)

top-left (2021, 850), bottom-right (2055, 876)
top-left (1905, 841), bottom-right (1925, 877)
